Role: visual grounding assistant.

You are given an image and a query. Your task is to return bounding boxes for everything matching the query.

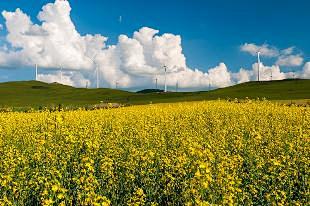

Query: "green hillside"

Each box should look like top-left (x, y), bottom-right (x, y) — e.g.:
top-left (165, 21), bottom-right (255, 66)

top-left (0, 79), bottom-right (309, 108)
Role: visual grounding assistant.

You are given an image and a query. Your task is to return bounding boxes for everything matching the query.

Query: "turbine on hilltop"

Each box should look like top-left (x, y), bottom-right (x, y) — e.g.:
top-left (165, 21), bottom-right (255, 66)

top-left (257, 51), bottom-right (261, 82)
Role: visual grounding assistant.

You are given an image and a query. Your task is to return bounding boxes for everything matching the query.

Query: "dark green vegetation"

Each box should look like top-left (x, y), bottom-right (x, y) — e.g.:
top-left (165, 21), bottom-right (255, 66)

top-left (137, 89), bottom-right (164, 93)
top-left (0, 79), bottom-right (309, 109)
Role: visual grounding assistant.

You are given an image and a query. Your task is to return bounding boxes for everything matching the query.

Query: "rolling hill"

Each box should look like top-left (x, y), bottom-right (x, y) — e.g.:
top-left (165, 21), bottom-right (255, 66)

top-left (0, 79), bottom-right (309, 108)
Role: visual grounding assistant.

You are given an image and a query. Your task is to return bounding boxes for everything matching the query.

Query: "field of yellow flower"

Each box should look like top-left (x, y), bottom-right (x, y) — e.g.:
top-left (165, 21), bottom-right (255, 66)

top-left (0, 100), bottom-right (309, 205)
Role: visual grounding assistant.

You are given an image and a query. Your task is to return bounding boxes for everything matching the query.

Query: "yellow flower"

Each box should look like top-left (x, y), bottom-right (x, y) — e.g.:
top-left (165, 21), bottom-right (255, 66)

top-left (57, 193), bottom-right (64, 200)
top-left (51, 184), bottom-right (59, 192)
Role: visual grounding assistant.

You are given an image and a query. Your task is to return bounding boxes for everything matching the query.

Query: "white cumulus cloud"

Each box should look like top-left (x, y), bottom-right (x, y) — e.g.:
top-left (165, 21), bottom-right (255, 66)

top-left (276, 54), bottom-right (303, 67)
top-left (241, 43), bottom-right (304, 67)
top-left (240, 43), bottom-right (279, 57)
top-left (37, 71), bottom-right (91, 87)
top-left (281, 47), bottom-right (294, 55)
top-left (275, 46), bottom-right (303, 67)
top-left (232, 63), bottom-right (286, 83)
top-left (0, 0), bottom-right (309, 89)
top-left (0, 0), bottom-right (233, 89)
top-left (301, 62), bottom-right (310, 78)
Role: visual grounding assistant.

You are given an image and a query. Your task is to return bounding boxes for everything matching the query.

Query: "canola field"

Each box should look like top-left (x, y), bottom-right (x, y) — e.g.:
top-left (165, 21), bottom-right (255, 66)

top-left (0, 101), bottom-right (309, 205)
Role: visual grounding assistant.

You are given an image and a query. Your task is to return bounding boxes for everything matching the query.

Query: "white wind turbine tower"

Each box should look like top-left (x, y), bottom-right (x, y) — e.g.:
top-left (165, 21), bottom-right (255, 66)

top-left (35, 64), bottom-right (38, 81)
top-left (59, 65), bottom-right (63, 84)
top-left (154, 76), bottom-right (158, 89)
top-left (86, 53), bottom-right (99, 88)
top-left (96, 65), bottom-right (99, 89)
top-left (257, 51), bottom-right (261, 82)
top-left (209, 79), bottom-right (211, 91)
top-left (163, 65), bottom-right (167, 92)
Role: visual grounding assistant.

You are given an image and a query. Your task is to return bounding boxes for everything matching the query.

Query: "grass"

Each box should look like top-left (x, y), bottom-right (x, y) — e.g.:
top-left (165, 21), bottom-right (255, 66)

top-left (0, 79), bottom-right (309, 109)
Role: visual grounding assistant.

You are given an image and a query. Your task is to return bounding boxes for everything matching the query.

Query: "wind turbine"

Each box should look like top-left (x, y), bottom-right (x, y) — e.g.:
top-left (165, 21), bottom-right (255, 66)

top-left (35, 64), bottom-right (38, 81)
top-left (257, 51), bottom-right (261, 82)
top-left (208, 79), bottom-right (211, 91)
top-left (155, 76), bottom-right (158, 89)
top-left (86, 53), bottom-right (100, 88)
top-left (163, 65), bottom-right (167, 92)
top-left (59, 65), bottom-right (63, 84)
top-left (96, 65), bottom-right (99, 89)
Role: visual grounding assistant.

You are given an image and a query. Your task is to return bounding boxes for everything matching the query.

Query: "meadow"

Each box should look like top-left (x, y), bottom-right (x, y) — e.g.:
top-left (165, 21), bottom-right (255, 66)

top-left (0, 79), bottom-right (309, 110)
top-left (0, 100), bottom-right (309, 205)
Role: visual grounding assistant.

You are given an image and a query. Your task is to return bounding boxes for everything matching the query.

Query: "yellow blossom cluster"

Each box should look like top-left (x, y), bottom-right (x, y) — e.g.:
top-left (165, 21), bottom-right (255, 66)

top-left (0, 101), bottom-right (309, 205)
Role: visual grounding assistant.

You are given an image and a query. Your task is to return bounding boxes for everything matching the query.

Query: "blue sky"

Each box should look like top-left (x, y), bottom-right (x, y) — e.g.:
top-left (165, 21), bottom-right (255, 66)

top-left (0, 0), bottom-right (309, 87)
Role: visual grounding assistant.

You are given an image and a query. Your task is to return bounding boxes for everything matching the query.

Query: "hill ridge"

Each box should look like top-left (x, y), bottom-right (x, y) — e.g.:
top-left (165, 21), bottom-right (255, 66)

top-left (0, 79), bottom-right (309, 108)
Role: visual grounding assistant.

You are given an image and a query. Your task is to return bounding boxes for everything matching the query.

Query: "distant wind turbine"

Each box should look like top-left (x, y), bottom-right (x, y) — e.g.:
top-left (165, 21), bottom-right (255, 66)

top-left (86, 53), bottom-right (100, 88)
top-left (155, 76), bottom-right (158, 89)
top-left (257, 51), bottom-right (261, 82)
top-left (163, 65), bottom-right (167, 92)
top-left (59, 65), bottom-right (63, 83)
top-left (35, 64), bottom-right (38, 81)
top-left (96, 65), bottom-right (99, 88)
top-left (208, 78), bottom-right (211, 91)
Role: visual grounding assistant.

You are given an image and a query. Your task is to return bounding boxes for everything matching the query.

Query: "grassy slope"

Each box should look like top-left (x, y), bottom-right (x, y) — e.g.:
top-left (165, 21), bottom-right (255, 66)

top-left (0, 81), bottom-right (132, 107)
top-left (0, 79), bottom-right (309, 108)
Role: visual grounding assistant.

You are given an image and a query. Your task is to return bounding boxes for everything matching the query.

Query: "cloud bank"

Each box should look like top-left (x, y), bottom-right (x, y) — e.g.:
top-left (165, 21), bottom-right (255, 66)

top-left (241, 43), bottom-right (304, 67)
top-left (0, 0), bottom-right (309, 89)
top-left (240, 43), bottom-right (279, 57)
top-left (275, 47), bottom-right (304, 67)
